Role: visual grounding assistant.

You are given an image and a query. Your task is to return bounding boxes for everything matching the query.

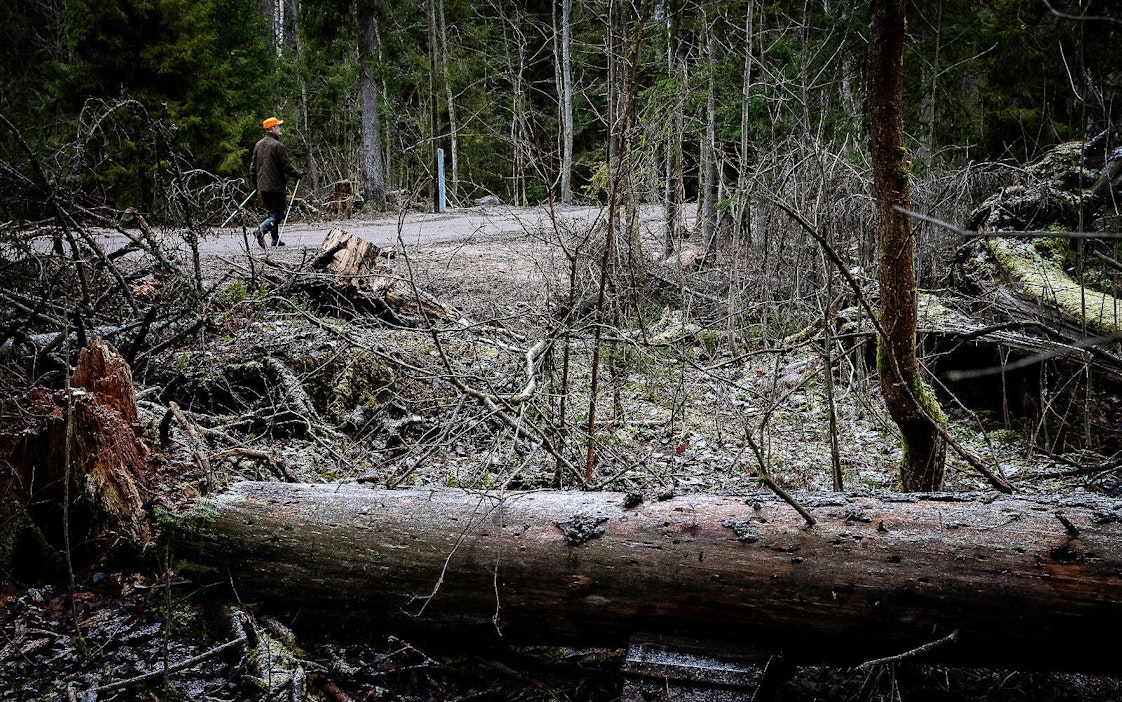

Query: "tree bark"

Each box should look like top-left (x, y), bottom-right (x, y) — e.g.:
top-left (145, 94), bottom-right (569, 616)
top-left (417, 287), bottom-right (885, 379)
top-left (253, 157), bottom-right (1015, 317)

top-left (868, 0), bottom-right (947, 490)
top-left (2, 339), bottom-right (152, 575)
top-left (437, 0), bottom-right (458, 205)
top-left (700, 0), bottom-right (719, 251)
top-left (663, 13), bottom-right (684, 257)
top-left (559, 0), bottom-right (574, 204)
top-left (427, 0), bottom-right (441, 213)
top-left (167, 482), bottom-right (1122, 674)
top-left (357, 0), bottom-right (386, 211)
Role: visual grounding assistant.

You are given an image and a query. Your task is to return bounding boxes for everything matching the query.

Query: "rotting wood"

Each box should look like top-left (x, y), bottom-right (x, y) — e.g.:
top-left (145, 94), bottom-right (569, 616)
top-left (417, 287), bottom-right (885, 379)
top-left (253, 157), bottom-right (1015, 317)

top-left (160, 401), bottom-right (214, 488)
top-left (166, 482), bottom-right (1122, 674)
top-left (297, 228), bottom-right (464, 326)
top-left (1, 338), bottom-right (152, 567)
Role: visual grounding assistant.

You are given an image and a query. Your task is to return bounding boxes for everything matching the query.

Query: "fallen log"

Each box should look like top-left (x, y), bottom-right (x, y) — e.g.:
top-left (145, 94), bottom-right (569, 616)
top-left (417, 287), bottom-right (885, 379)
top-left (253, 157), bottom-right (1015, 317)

top-left (165, 483), bottom-right (1122, 674)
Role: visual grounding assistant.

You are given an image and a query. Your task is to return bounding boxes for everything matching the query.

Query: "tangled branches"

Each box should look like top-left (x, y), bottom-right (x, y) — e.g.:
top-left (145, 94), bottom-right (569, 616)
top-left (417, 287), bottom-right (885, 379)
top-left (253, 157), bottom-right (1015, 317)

top-left (0, 101), bottom-right (241, 397)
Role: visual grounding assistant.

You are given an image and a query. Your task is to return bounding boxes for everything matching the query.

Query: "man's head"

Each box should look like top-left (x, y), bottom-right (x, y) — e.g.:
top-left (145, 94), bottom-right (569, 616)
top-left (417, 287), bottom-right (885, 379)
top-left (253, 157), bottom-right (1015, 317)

top-left (262, 117), bottom-right (283, 134)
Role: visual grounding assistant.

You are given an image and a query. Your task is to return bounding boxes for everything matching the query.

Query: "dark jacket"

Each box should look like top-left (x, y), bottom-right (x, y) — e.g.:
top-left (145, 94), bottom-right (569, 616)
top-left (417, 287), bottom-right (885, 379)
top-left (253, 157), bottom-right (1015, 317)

top-left (251, 133), bottom-right (300, 194)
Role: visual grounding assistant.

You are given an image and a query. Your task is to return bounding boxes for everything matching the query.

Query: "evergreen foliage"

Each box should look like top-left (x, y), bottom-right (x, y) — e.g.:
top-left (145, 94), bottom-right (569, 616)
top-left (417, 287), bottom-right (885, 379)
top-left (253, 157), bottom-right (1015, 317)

top-left (1, 0), bottom-right (1120, 213)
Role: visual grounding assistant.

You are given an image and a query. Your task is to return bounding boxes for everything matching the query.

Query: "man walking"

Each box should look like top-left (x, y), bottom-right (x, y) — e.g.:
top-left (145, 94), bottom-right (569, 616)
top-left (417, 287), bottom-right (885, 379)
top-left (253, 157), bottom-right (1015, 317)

top-left (250, 117), bottom-right (304, 247)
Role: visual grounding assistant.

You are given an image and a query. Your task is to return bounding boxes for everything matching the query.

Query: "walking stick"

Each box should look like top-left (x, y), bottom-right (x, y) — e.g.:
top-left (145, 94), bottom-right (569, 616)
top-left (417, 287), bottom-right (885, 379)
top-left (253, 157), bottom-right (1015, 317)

top-left (220, 189), bottom-right (257, 228)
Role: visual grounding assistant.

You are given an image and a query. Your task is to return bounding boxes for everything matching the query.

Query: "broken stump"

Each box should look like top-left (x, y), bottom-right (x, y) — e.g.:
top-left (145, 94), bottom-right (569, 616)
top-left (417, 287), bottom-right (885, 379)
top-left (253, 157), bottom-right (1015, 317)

top-left (0, 338), bottom-right (152, 576)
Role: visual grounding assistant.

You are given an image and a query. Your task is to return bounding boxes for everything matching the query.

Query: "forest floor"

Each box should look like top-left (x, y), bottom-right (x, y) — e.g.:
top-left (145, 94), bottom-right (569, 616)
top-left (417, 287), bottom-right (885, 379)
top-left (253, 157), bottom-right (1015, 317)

top-left (4, 205), bottom-right (1122, 701)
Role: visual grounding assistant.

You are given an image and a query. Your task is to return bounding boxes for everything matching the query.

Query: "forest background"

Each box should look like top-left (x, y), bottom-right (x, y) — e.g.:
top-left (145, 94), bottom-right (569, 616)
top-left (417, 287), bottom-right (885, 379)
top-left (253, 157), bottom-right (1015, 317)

top-left (4, 2), bottom-right (1122, 698)
top-left (5, 0), bottom-right (1122, 471)
top-left (4, 0), bottom-right (1120, 230)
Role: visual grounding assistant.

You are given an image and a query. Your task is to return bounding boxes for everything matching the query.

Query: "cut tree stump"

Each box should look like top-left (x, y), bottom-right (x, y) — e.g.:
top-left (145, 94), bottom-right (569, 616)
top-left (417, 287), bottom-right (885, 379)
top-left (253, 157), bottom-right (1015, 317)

top-left (166, 482), bottom-right (1122, 674)
top-left (303, 228), bottom-right (465, 326)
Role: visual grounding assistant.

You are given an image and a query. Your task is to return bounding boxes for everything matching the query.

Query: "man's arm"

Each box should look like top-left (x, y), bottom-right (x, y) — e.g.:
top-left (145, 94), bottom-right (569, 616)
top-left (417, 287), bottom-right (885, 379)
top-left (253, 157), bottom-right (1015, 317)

top-left (277, 143), bottom-right (301, 180)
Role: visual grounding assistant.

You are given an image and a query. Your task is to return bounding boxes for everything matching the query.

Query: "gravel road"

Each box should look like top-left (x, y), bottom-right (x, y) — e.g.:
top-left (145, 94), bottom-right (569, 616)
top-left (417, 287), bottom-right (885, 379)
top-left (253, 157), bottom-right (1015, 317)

top-left (201, 204), bottom-right (618, 255)
top-left (85, 204), bottom-right (672, 264)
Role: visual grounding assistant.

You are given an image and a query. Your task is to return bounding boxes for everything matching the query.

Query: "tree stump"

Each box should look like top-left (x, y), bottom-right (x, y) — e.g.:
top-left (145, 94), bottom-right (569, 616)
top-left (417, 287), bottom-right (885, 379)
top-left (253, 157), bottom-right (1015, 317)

top-left (305, 228), bottom-right (465, 326)
top-left (325, 180), bottom-right (355, 218)
top-left (0, 338), bottom-right (152, 576)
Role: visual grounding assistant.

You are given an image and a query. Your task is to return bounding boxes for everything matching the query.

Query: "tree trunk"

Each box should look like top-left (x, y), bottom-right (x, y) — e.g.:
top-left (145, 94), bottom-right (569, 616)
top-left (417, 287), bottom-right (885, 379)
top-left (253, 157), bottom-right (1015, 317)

top-left (559, 0), bottom-right (574, 204)
top-left (700, 0), bottom-right (719, 250)
top-left (272, 0), bottom-right (284, 55)
top-left (438, 0), bottom-right (458, 205)
top-left (663, 11), bottom-right (683, 257)
top-left (734, 0), bottom-right (753, 246)
top-left (867, 0), bottom-right (947, 490)
top-left (358, 1), bottom-right (386, 212)
top-left (501, 9), bottom-right (528, 206)
top-left (168, 482), bottom-right (1122, 674)
top-left (427, 0), bottom-right (441, 213)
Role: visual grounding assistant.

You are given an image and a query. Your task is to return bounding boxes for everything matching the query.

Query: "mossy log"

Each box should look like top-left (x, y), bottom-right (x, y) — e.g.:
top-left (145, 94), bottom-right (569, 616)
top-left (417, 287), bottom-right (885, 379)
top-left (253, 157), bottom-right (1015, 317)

top-left (986, 237), bottom-right (1122, 336)
top-left (167, 482), bottom-right (1122, 674)
top-left (966, 138), bottom-right (1122, 337)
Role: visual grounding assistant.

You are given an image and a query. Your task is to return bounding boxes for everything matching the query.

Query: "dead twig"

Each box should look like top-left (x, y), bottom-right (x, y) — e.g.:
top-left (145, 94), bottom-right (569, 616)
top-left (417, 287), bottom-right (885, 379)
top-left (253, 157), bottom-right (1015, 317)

top-left (212, 447), bottom-right (294, 482)
top-left (159, 401), bottom-right (214, 488)
top-left (857, 629), bottom-right (959, 669)
top-left (84, 632), bottom-right (247, 695)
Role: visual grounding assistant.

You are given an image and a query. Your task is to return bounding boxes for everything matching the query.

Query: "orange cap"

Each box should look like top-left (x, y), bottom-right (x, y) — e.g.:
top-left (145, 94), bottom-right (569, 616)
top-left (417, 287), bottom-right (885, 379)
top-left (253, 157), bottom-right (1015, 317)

top-left (262, 117), bottom-right (283, 129)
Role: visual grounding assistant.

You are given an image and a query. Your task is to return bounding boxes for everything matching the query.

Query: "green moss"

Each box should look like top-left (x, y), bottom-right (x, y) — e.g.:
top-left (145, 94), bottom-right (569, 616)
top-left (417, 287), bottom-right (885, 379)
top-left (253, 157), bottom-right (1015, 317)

top-left (912, 377), bottom-right (947, 425)
top-left (246, 624), bottom-right (301, 692)
top-left (172, 560), bottom-right (221, 577)
top-left (989, 238), bottom-right (1122, 334)
top-left (916, 293), bottom-right (961, 327)
top-left (874, 344), bottom-right (946, 423)
top-left (1032, 236), bottom-right (1069, 260)
top-left (875, 333), bottom-right (947, 490)
top-left (325, 351), bottom-right (394, 425)
top-left (875, 334), bottom-right (889, 379)
top-left (444, 465), bottom-right (498, 489)
top-left (155, 503), bottom-right (220, 544)
top-left (156, 503), bottom-right (227, 577)
top-left (986, 428), bottom-right (1021, 444)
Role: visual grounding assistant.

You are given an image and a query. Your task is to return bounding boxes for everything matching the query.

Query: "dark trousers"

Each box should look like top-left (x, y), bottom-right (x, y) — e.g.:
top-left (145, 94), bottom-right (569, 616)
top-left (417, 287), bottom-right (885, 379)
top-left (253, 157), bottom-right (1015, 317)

top-left (258, 191), bottom-right (287, 243)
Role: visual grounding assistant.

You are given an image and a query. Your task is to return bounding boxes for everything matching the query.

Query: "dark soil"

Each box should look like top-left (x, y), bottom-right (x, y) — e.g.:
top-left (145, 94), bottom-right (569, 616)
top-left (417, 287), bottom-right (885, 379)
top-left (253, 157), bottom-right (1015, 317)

top-left (5, 569), bottom-right (1122, 701)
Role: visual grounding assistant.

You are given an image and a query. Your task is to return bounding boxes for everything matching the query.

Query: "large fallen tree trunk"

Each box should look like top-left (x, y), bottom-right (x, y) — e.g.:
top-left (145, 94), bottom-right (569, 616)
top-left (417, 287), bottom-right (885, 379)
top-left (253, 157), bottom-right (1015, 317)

top-left (166, 483), bottom-right (1122, 674)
